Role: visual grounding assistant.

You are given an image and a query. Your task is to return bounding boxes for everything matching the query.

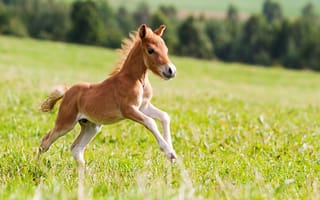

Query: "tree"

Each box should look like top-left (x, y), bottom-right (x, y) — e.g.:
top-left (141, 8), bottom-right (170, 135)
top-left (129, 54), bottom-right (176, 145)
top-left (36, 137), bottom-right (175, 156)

top-left (225, 5), bottom-right (241, 61)
top-left (69, 0), bottom-right (105, 45)
top-left (262, 0), bottom-right (283, 23)
top-left (158, 5), bottom-right (177, 20)
top-left (177, 17), bottom-right (213, 59)
top-left (206, 5), bottom-right (241, 61)
top-left (150, 8), bottom-right (177, 52)
top-left (116, 6), bottom-right (134, 34)
top-left (239, 15), bottom-right (274, 65)
top-left (0, 3), bottom-right (10, 33)
top-left (94, 1), bottom-right (123, 48)
top-left (1, 0), bottom-right (24, 5)
top-left (150, 10), bottom-right (168, 32)
top-left (27, 1), bottom-right (70, 40)
top-left (206, 20), bottom-right (226, 59)
top-left (0, 2), bottom-right (28, 36)
top-left (280, 3), bottom-right (320, 70)
top-left (96, 0), bottom-right (115, 27)
top-left (302, 2), bottom-right (317, 20)
top-left (133, 2), bottom-right (151, 27)
top-left (291, 3), bottom-right (320, 70)
top-left (227, 4), bottom-right (238, 23)
top-left (272, 19), bottom-right (291, 63)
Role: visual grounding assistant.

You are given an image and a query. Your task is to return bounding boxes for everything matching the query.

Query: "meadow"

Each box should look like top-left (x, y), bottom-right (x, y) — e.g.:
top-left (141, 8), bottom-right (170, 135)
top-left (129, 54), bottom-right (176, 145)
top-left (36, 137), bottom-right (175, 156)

top-left (1, 35), bottom-right (320, 199)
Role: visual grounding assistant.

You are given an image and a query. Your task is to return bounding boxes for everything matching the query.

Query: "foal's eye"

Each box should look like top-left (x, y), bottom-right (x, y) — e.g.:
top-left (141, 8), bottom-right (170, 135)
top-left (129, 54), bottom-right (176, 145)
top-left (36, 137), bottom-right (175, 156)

top-left (147, 48), bottom-right (154, 55)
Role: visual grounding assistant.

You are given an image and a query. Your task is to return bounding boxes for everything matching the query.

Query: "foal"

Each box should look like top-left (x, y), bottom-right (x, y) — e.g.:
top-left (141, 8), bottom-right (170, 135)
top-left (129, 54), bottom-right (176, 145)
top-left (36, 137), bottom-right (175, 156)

top-left (38, 24), bottom-right (177, 165)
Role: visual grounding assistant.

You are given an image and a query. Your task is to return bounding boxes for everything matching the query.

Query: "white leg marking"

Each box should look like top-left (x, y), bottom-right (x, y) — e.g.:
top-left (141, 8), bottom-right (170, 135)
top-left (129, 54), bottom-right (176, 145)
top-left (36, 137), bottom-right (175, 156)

top-left (122, 106), bottom-right (176, 161)
top-left (141, 104), bottom-right (176, 161)
top-left (142, 115), bottom-right (176, 161)
top-left (70, 121), bottom-right (101, 166)
top-left (144, 116), bottom-right (169, 152)
top-left (141, 103), bottom-right (173, 148)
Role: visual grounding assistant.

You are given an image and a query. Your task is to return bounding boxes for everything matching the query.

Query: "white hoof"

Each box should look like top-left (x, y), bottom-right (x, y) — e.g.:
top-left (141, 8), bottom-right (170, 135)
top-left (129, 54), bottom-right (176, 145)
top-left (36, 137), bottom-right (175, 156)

top-left (166, 150), bottom-right (177, 162)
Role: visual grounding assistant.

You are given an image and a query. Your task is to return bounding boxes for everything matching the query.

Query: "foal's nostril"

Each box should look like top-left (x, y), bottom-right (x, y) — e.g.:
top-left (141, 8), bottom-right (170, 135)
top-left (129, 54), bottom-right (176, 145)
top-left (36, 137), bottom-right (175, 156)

top-left (168, 67), bottom-right (173, 75)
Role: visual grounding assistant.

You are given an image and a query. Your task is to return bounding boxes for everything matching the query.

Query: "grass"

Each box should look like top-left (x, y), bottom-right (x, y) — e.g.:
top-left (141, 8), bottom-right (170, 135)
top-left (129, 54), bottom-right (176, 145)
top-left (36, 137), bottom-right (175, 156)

top-left (1, 35), bottom-right (320, 199)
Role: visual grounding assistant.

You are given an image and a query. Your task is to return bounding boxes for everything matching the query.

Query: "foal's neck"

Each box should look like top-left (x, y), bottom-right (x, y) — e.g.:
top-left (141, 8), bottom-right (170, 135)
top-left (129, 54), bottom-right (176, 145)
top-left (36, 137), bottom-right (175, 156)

top-left (120, 41), bottom-right (147, 83)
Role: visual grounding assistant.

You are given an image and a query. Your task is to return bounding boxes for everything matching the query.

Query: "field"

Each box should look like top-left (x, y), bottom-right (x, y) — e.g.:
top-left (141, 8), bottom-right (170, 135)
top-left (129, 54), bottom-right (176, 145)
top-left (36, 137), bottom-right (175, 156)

top-left (107, 0), bottom-right (320, 17)
top-left (1, 35), bottom-right (320, 199)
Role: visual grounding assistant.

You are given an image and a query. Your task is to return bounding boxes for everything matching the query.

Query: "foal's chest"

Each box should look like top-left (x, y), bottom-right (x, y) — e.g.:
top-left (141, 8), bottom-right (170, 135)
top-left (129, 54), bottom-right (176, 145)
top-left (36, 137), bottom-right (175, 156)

top-left (138, 83), bottom-right (153, 108)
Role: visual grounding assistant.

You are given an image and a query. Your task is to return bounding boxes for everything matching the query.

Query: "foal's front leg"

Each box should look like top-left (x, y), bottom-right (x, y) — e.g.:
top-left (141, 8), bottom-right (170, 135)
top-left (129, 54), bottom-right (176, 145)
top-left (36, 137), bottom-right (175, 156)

top-left (140, 103), bottom-right (173, 149)
top-left (122, 106), bottom-right (176, 161)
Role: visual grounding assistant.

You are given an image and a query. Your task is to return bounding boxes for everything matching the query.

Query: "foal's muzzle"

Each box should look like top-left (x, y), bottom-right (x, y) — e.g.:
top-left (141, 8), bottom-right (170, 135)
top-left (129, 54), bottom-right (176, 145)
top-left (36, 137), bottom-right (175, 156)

top-left (161, 63), bottom-right (176, 80)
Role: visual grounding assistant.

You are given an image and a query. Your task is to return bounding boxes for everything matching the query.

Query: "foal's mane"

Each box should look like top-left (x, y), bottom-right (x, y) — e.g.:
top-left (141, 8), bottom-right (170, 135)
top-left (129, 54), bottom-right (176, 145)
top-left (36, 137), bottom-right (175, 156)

top-left (109, 32), bottom-right (140, 76)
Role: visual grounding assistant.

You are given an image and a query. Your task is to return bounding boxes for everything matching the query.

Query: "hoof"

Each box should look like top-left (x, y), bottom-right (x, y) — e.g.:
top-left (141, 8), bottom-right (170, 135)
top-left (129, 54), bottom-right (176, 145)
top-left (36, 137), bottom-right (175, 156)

top-left (38, 146), bottom-right (44, 154)
top-left (37, 147), bottom-right (46, 160)
top-left (166, 151), bottom-right (177, 162)
top-left (38, 145), bottom-right (49, 154)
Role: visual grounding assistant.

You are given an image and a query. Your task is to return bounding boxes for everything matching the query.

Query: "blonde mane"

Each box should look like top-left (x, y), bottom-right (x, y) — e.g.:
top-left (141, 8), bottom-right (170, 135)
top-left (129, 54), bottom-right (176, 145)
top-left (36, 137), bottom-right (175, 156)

top-left (110, 32), bottom-right (140, 76)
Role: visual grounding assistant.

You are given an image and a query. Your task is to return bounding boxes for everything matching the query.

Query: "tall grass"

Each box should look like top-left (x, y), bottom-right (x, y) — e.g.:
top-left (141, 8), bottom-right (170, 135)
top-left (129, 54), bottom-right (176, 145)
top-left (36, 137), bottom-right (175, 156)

top-left (1, 35), bottom-right (320, 199)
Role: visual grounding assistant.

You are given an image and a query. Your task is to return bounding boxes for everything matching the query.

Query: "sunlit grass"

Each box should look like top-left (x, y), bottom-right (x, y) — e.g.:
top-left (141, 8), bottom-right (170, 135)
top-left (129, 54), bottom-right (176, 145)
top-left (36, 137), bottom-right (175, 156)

top-left (1, 35), bottom-right (320, 199)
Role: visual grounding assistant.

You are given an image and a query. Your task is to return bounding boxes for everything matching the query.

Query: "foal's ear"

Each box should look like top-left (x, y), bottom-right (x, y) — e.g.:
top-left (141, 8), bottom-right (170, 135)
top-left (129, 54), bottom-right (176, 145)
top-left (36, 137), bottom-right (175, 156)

top-left (154, 25), bottom-right (166, 36)
top-left (139, 24), bottom-right (147, 39)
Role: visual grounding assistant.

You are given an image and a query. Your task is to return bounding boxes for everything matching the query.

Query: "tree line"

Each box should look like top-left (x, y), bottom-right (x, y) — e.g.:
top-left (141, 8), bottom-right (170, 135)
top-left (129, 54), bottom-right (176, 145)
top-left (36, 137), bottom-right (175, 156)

top-left (0, 0), bottom-right (319, 70)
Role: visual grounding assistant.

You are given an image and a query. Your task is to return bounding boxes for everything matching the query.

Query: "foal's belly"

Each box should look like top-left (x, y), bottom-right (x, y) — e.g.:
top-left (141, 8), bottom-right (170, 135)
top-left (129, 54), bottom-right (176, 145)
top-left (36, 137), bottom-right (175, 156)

top-left (76, 84), bottom-right (125, 124)
top-left (78, 109), bottom-right (124, 125)
top-left (78, 98), bottom-right (124, 125)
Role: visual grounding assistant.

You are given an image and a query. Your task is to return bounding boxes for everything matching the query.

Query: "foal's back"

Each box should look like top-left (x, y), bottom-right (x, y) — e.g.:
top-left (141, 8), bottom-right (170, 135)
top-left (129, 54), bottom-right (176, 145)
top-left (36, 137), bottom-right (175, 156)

top-left (63, 77), bottom-right (124, 125)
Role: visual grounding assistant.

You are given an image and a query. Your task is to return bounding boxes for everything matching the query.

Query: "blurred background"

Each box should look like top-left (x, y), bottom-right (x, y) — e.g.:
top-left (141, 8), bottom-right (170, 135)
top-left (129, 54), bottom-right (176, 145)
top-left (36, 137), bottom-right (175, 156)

top-left (0, 0), bottom-right (319, 70)
top-left (1, 2), bottom-right (320, 199)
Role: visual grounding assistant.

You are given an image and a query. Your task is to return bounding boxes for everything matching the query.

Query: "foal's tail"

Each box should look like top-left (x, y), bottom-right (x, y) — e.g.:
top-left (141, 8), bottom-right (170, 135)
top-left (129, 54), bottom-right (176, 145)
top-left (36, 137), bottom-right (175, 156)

top-left (40, 85), bottom-right (68, 112)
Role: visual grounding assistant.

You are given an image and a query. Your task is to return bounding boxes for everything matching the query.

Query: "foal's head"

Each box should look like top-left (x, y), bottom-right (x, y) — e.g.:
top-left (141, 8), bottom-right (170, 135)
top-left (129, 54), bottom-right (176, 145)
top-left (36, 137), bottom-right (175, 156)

top-left (139, 24), bottom-right (176, 80)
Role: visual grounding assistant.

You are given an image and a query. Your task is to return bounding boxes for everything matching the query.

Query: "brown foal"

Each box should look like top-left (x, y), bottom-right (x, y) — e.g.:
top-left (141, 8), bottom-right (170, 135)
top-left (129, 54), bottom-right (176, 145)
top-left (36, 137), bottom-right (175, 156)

top-left (38, 24), bottom-right (177, 166)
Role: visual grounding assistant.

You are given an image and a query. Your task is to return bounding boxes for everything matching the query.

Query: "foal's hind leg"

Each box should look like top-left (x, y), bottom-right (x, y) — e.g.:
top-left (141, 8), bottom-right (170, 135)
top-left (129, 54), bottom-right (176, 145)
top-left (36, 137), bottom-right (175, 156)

top-left (70, 120), bottom-right (101, 166)
top-left (39, 105), bottom-right (78, 154)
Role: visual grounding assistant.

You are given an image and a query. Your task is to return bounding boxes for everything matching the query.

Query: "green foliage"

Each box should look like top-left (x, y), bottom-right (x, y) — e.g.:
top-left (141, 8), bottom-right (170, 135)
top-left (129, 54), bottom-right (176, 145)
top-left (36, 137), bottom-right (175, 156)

top-left (1, 35), bottom-right (320, 199)
top-left (240, 15), bottom-right (274, 65)
top-left (150, 10), bottom-right (168, 29)
top-left (104, 27), bottom-right (123, 48)
top-left (27, 1), bottom-right (70, 40)
top-left (177, 17), bottom-right (213, 59)
top-left (302, 2), bottom-right (317, 19)
top-left (108, 0), bottom-right (320, 17)
top-left (206, 5), bottom-right (241, 61)
top-left (96, 0), bottom-right (115, 27)
top-left (262, 0), bottom-right (283, 23)
top-left (0, 0), bottom-right (320, 70)
top-left (285, 3), bottom-right (320, 70)
top-left (0, 2), bottom-right (28, 36)
top-left (0, 3), bottom-right (9, 32)
top-left (150, 6), bottom-right (178, 52)
top-left (133, 2), bottom-right (151, 27)
top-left (116, 6), bottom-right (135, 34)
top-left (298, 3), bottom-right (320, 70)
top-left (69, 0), bottom-right (105, 45)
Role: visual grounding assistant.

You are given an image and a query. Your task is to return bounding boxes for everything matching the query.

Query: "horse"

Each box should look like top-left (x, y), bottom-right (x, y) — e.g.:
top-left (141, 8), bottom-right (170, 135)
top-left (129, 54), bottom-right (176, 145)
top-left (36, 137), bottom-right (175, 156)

top-left (38, 24), bottom-right (177, 166)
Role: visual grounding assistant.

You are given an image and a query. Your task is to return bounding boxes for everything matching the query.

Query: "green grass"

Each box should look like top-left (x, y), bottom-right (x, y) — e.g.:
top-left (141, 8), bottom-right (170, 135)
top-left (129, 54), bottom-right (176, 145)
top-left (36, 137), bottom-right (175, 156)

top-left (108, 0), bottom-right (320, 17)
top-left (1, 35), bottom-right (320, 199)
